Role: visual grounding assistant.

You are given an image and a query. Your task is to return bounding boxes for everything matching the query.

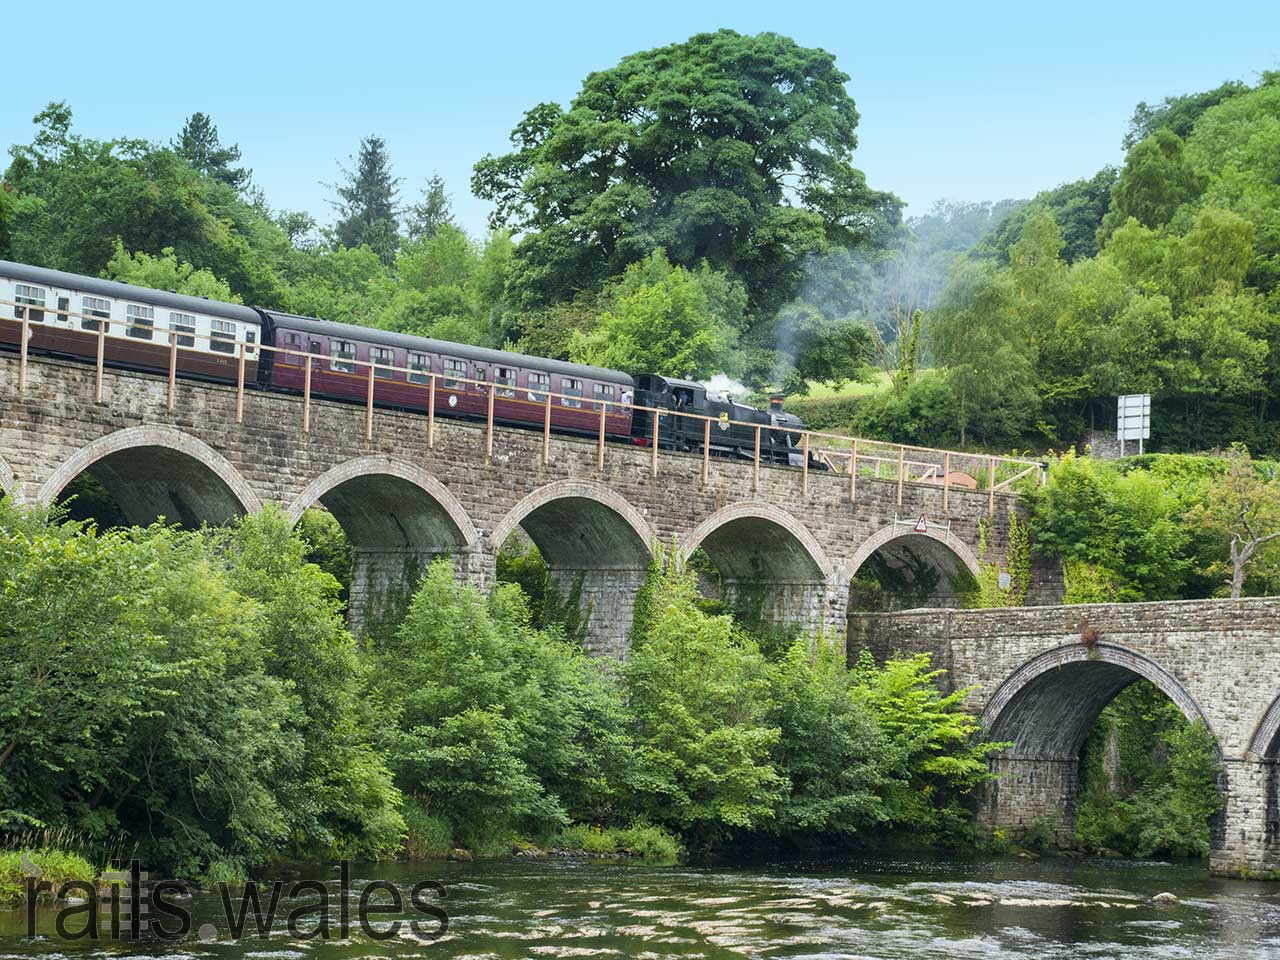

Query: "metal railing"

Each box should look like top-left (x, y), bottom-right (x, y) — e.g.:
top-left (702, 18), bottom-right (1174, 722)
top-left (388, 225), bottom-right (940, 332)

top-left (2, 301), bottom-right (1045, 511)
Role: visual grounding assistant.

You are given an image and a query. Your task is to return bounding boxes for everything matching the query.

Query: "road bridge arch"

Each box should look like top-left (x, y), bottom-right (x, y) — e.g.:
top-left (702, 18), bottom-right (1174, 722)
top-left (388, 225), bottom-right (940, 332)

top-left (491, 479), bottom-right (653, 657)
top-left (286, 456), bottom-right (478, 635)
top-left (36, 425), bottom-right (260, 528)
top-left (979, 642), bottom-right (1223, 849)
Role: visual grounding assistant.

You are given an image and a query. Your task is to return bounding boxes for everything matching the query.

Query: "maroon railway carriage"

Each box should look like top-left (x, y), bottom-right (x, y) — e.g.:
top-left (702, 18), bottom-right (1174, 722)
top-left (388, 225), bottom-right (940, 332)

top-left (0, 260), bottom-right (264, 382)
top-left (259, 311), bottom-right (636, 440)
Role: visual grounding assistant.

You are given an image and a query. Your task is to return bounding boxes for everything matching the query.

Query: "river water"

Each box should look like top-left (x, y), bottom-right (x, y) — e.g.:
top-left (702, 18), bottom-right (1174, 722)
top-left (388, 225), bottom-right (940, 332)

top-left (4, 855), bottom-right (1280, 959)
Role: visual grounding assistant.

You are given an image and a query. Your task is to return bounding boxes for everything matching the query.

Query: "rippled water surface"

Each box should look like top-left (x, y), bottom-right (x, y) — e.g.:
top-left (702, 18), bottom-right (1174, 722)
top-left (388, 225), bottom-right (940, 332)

top-left (4, 855), bottom-right (1280, 958)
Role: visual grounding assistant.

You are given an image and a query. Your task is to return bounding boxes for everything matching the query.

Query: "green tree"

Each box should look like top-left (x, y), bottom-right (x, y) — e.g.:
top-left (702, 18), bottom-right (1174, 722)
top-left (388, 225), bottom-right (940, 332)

top-left (405, 173), bottom-right (454, 241)
top-left (569, 251), bottom-right (737, 377)
top-left (1185, 448), bottom-right (1280, 597)
top-left (473, 30), bottom-right (901, 313)
top-left (1123, 79), bottom-right (1251, 148)
top-left (978, 167), bottom-right (1118, 264)
top-left (104, 242), bottom-right (239, 301)
top-left (623, 550), bottom-right (785, 844)
top-left (330, 135), bottom-right (402, 265)
top-left (174, 112), bottom-right (250, 191)
top-left (1097, 130), bottom-right (1206, 242)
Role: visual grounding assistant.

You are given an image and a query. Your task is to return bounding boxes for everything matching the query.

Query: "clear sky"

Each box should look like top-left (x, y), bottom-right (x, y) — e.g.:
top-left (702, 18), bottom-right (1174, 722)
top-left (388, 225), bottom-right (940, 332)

top-left (4, 0), bottom-right (1278, 236)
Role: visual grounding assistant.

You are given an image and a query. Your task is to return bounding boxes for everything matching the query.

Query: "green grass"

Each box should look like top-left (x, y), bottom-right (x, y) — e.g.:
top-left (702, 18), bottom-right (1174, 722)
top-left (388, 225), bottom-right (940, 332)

top-left (800, 370), bottom-right (900, 399)
top-left (0, 848), bottom-right (96, 904)
top-left (402, 796), bottom-right (454, 860)
top-left (550, 822), bottom-right (682, 863)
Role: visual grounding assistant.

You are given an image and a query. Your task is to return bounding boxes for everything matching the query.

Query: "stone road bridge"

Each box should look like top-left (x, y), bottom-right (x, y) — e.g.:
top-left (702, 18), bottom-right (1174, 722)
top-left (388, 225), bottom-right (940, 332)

top-left (0, 354), bottom-right (1044, 655)
top-left (849, 600), bottom-right (1280, 878)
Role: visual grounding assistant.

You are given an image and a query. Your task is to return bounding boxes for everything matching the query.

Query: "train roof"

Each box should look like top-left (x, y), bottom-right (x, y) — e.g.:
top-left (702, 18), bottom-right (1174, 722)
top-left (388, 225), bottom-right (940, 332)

top-left (0, 260), bottom-right (263, 325)
top-left (261, 310), bottom-right (635, 386)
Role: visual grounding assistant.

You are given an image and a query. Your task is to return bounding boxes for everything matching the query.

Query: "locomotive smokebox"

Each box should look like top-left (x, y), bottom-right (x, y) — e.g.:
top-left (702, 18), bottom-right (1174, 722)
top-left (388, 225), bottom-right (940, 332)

top-left (769, 395), bottom-right (785, 412)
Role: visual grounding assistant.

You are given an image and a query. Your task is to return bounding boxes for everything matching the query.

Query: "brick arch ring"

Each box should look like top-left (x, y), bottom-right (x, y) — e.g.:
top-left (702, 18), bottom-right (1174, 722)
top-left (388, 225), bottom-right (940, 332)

top-left (680, 501), bottom-right (835, 582)
top-left (980, 642), bottom-right (1218, 748)
top-left (1247, 691), bottom-right (1280, 759)
top-left (841, 521), bottom-right (981, 583)
top-left (36, 425), bottom-right (262, 513)
top-left (488, 478), bottom-right (655, 555)
top-left (285, 456), bottom-right (478, 547)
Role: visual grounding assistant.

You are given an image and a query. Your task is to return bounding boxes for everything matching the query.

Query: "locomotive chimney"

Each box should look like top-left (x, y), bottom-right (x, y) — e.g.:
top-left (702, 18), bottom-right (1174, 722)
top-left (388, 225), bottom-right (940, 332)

top-left (769, 395), bottom-right (785, 412)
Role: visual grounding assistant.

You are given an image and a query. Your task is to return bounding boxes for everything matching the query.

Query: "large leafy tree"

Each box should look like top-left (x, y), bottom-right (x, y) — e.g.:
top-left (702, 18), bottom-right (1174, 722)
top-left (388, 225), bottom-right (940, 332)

top-left (473, 30), bottom-right (902, 313)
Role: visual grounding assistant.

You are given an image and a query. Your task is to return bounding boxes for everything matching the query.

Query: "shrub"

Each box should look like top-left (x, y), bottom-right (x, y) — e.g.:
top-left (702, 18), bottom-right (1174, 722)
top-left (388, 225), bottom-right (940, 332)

top-left (401, 797), bottom-right (452, 860)
top-left (0, 848), bottom-right (96, 904)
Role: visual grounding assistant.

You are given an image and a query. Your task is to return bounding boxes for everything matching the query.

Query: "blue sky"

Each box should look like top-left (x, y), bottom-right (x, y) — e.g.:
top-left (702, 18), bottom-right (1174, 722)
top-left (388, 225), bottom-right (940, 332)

top-left (4, 0), bottom-right (1278, 236)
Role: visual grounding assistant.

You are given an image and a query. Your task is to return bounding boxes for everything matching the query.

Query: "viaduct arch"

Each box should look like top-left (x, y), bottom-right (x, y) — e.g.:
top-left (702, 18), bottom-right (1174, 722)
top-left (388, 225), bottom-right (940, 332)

top-left (286, 456), bottom-right (480, 634)
top-left (846, 523), bottom-right (981, 610)
top-left (492, 479), bottom-right (654, 657)
top-left (37, 426), bottom-right (261, 527)
top-left (682, 502), bottom-right (841, 636)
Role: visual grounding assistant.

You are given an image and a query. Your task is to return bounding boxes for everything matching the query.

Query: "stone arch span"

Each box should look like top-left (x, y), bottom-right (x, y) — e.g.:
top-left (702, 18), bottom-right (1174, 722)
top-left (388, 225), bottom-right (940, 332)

top-left (979, 642), bottom-right (1222, 849)
top-left (682, 501), bottom-right (834, 582)
top-left (37, 426), bottom-right (260, 526)
top-left (846, 523), bottom-right (980, 610)
top-left (1248, 692), bottom-right (1280, 760)
top-left (680, 501), bottom-right (840, 636)
top-left (287, 457), bottom-right (478, 634)
top-left (491, 479), bottom-right (654, 658)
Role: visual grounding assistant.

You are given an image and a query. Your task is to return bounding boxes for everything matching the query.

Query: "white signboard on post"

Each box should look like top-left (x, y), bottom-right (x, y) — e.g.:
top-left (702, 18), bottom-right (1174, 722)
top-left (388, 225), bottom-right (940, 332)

top-left (1117, 394), bottom-right (1151, 455)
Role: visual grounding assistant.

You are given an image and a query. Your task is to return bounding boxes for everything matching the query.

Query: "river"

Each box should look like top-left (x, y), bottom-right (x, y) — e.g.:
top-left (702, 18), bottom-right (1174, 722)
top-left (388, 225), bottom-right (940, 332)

top-left (4, 855), bottom-right (1279, 959)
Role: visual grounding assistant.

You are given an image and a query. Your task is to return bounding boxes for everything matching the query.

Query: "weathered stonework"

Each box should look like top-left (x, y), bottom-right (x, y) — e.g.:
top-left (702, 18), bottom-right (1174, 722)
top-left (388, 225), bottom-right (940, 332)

top-left (848, 599), bottom-right (1280, 877)
top-left (1, 354), bottom-right (1021, 650)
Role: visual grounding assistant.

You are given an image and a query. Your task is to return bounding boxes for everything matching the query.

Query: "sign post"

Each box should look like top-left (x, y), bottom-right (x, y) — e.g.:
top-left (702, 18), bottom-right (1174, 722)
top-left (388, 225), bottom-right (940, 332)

top-left (1117, 394), bottom-right (1151, 456)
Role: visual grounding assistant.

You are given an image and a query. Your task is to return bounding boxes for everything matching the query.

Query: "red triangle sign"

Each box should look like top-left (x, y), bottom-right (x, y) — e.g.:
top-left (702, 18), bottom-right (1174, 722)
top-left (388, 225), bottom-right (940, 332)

top-left (914, 514), bottom-right (928, 533)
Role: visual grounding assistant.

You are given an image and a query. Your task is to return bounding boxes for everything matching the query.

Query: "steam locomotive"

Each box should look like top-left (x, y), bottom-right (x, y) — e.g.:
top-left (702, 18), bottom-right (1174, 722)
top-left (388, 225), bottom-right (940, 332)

top-left (0, 260), bottom-right (815, 466)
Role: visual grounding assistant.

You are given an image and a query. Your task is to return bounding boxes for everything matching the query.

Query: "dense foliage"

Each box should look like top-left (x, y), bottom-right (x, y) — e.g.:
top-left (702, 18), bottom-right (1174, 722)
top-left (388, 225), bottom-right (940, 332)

top-left (0, 504), bottom-right (1007, 876)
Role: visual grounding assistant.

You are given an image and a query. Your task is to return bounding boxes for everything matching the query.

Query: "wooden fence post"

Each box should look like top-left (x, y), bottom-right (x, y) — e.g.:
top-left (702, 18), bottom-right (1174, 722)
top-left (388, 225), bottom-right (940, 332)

top-left (365, 362), bottom-right (375, 441)
top-left (427, 375), bottom-right (436, 450)
top-left (802, 432), bottom-right (810, 497)
top-left (943, 451), bottom-right (951, 514)
top-left (753, 425), bottom-right (761, 492)
top-left (896, 445), bottom-right (905, 505)
top-left (18, 309), bottom-right (28, 394)
top-left (486, 383), bottom-right (495, 463)
top-left (988, 456), bottom-right (997, 515)
top-left (702, 419), bottom-right (711, 486)
top-left (543, 393), bottom-right (552, 465)
top-left (235, 343), bottom-right (246, 424)
top-left (95, 325), bottom-right (105, 404)
top-left (597, 405), bottom-right (606, 473)
top-left (302, 354), bottom-right (312, 435)
top-left (849, 438), bottom-right (857, 503)
top-left (650, 410), bottom-right (659, 479)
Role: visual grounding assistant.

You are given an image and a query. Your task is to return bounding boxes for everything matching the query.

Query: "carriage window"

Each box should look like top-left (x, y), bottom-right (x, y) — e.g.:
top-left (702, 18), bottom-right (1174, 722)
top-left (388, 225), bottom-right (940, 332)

top-left (561, 377), bottom-right (583, 408)
top-left (331, 339), bottom-right (357, 373)
top-left (370, 346), bottom-right (395, 379)
top-left (593, 383), bottom-right (614, 413)
top-left (442, 358), bottom-right (466, 388)
top-left (14, 284), bottom-right (45, 323)
top-left (210, 318), bottom-right (236, 354)
top-left (408, 351), bottom-right (432, 384)
top-left (169, 312), bottom-right (196, 348)
top-left (126, 303), bottom-right (155, 340)
top-left (528, 371), bottom-right (550, 402)
top-left (57, 297), bottom-right (70, 323)
top-left (81, 296), bottom-right (111, 333)
top-left (472, 365), bottom-right (487, 392)
top-left (244, 329), bottom-right (256, 356)
top-left (495, 366), bottom-right (517, 398)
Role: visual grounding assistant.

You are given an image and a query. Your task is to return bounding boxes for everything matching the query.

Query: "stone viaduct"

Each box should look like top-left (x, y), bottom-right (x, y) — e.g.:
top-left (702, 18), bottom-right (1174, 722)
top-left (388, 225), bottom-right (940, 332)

top-left (849, 600), bottom-right (1280, 878)
top-left (0, 354), bottom-right (1022, 656)
top-left (6, 353), bottom-right (1275, 878)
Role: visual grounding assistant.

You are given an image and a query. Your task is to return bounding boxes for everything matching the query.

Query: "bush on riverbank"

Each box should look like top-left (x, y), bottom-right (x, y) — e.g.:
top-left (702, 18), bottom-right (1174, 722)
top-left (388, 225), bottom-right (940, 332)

top-left (0, 848), bottom-right (95, 904)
